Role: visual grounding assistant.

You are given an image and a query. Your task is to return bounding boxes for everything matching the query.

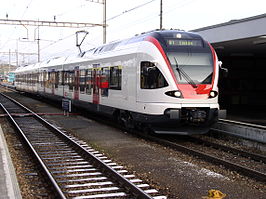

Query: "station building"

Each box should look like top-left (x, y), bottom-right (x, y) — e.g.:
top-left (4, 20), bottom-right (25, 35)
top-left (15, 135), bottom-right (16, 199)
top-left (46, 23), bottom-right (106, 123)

top-left (193, 13), bottom-right (266, 117)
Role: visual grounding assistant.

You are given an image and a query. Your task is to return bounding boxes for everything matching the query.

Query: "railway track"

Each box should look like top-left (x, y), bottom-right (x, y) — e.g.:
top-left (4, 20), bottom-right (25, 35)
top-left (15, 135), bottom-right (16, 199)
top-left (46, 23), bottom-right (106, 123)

top-left (136, 132), bottom-right (266, 183)
top-left (0, 92), bottom-right (166, 199)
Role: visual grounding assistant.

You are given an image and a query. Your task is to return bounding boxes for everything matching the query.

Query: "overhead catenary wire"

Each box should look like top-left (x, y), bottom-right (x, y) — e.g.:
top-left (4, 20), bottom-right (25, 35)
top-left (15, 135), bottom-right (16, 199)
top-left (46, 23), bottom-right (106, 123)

top-left (1, 0), bottom-right (157, 59)
top-left (21, 0), bottom-right (34, 19)
top-left (107, 0), bottom-right (158, 21)
top-left (0, 0), bottom-right (34, 50)
top-left (40, 33), bottom-right (76, 51)
top-left (106, 0), bottom-right (198, 38)
top-left (0, 0), bottom-right (200, 64)
top-left (41, 0), bottom-right (166, 53)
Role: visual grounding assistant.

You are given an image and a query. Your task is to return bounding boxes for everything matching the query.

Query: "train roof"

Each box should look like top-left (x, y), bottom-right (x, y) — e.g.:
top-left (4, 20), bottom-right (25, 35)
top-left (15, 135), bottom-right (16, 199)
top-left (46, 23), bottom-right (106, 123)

top-left (83, 29), bottom-right (203, 57)
top-left (15, 30), bottom-right (203, 73)
top-left (15, 55), bottom-right (88, 73)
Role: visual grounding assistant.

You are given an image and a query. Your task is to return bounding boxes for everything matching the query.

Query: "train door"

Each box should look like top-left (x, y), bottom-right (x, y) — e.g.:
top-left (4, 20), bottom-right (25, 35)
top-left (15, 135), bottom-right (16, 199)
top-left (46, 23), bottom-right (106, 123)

top-left (51, 70), bottom-right (55, 95)
top-left (43, 71), bottom-right (47, 93)
top-left (74, 66), bottom-right (79, 100)
top-left (92, 64), bottom-right (100, 104)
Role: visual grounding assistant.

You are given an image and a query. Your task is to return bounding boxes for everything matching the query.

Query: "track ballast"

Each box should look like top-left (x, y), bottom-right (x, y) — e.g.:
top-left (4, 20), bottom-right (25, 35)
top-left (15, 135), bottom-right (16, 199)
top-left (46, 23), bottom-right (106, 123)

top-left (0, 92), bottom-right (166, 199)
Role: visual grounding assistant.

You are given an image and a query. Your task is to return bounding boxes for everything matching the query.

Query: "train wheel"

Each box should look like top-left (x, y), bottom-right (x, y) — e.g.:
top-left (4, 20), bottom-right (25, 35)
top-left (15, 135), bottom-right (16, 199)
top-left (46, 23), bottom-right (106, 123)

top-left (113, 110), bottom-right (123, 126)
top-left (120, 111), bottom-right (134, 130)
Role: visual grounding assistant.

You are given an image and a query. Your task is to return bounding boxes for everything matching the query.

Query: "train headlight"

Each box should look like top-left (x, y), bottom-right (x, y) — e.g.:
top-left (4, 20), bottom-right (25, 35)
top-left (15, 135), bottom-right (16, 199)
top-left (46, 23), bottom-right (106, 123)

top-left (174, 91), bottom-right (182, 97)
top-left (165, 90), bottom-right (183, 98)
top-left (209, 90), bottom-right (218, 98)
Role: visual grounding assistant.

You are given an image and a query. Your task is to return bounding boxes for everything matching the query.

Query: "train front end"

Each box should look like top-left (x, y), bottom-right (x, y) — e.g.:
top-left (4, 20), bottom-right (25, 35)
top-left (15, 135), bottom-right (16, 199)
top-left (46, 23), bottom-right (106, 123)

top-left (142, 31), bottom-right (220, 134)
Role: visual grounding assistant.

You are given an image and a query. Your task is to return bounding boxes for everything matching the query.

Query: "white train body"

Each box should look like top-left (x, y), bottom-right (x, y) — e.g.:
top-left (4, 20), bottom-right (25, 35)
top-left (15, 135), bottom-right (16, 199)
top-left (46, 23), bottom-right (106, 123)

top-left (15, 30), bottom-right (220, 134)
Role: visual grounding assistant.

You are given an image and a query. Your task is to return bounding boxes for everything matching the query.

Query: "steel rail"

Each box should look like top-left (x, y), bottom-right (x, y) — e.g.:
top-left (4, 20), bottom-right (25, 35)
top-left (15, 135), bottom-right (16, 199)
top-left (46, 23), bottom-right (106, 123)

top-left (190, 137), bottom-right (266, 163)
top-left (0, 103), bottom-right (66, 199)
top-left (0, 92), bottom-right (154, 199)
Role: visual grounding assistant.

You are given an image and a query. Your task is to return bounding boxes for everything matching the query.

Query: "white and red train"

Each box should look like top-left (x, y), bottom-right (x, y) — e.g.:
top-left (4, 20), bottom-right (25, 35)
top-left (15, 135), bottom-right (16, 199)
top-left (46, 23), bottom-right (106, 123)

top-left (14, 30), bottom-right (222, 134)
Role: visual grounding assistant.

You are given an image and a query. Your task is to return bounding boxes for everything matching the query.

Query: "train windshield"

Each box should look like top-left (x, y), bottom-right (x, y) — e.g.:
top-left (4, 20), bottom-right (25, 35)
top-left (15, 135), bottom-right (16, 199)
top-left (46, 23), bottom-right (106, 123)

top-left (167, 52), bottom-right (213, 85)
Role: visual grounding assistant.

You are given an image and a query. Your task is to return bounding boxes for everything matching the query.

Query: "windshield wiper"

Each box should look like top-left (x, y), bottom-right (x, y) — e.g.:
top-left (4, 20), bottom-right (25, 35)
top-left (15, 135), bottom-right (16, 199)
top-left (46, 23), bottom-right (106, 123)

top-left (174, 57), bottom-right (197, 88)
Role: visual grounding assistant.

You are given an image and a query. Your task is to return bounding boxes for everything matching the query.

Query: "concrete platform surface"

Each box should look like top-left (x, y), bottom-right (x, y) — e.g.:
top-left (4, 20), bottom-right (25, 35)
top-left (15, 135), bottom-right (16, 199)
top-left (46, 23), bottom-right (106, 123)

top-left (0, 125), bottom-right (22, 199)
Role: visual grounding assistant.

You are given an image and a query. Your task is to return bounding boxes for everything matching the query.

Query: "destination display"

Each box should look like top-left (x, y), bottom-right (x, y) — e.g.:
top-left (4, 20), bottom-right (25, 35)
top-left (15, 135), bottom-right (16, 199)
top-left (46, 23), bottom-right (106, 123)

top-left (166, 39), bottom-right (203, 47)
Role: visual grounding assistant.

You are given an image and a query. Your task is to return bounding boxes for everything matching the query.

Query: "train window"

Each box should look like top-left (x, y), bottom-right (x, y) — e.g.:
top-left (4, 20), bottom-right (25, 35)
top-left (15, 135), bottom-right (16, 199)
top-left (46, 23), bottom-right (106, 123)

top-left (85, 69), bottom-right (92, 95)
top-left (64, 71), bottom-right (69, 85)
top-left (27, 74), bottom-right (30, 85)
top-left (101, 67), bottom-right (109, 96)
top-left (79, 70), bottom-right (86, 93)
top-left (33, 74), bottom-right (36, 85)
top-left (44, 71), bottom-right (49, 88)
top-left (55, 72), bottom-right (59, 88)
top-left (109, 66), bottom-right (121, 90)
top-left (141, 61), bottom-right (168, 89)
top-left (67, 71), bottom-right (74, 92)
top-left (51, 72), bottom-right (55, 87)
top-left (36, 73), bottom-right (39, 84)
top-left (48, 72), bottom-right (51, 81)
top-left (40, 72), bottom-right (44, 87)
top-left (59, 71), bottom-right (64, 85)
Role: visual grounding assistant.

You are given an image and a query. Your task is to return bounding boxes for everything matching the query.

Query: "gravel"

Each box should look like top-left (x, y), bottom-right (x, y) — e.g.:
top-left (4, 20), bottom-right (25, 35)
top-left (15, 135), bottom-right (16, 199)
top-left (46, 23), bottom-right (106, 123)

top-left (0, 118), bottom-right (53, 199)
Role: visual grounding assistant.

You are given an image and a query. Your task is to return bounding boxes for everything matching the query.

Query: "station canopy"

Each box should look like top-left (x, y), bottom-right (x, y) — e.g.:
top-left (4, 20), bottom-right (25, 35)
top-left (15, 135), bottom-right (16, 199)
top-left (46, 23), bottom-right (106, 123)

top-left (192, 13), bottom-right (266, 56)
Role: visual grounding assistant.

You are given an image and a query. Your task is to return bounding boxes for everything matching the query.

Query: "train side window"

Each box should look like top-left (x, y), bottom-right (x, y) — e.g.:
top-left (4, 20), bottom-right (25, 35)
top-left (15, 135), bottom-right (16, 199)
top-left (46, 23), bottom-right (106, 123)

top-left (59, 71), bottom-right (64, 85)
top-left (85, 69), bottom-right (92, 95)
top-left (101, 67), bottom-right (109, 96)
top-left (44, 71), bottom-right (49, 88)
top-left (55, 72), bottom-right (59, 88)
top-left (140, 61), bottom-right (168, 89)
top-left (64, 71), bottom-right (68, 85)
top-left (79, 70), bottom-right (86, 93)
top-left (41, 72), bottom-right (45, 87)
top-left (50, 71), bottom-right (55, 87)
top-left (68, 71), bottom-right (74, 92)
top-left (36, 72), bottom-right (39, 84)
top-left (109, 66), bottom-right (121, 90)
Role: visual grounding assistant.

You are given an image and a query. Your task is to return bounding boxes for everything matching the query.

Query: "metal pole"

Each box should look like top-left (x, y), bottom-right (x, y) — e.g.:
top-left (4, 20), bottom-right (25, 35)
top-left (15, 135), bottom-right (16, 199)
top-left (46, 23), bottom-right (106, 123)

top-left (160, 0), bottom-right (163, 30)
top-left (103, 0), bottom-right (106, 44)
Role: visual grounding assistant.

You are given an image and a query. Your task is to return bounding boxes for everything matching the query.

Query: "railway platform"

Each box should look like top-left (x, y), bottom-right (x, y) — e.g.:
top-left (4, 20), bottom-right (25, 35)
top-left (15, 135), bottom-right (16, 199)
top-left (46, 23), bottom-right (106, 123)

top-left (226, 107), bottom-right (266, 126)
top-left (213, 108), bottom-right (266, 144)
top-left (0, 125), bottom-right (22, 199)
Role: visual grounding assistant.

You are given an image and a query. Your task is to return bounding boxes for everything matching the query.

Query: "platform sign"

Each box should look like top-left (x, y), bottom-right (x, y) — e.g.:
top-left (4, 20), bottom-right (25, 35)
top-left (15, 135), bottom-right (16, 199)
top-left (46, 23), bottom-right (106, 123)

top-left (62, 98), bottom-right (71, 115)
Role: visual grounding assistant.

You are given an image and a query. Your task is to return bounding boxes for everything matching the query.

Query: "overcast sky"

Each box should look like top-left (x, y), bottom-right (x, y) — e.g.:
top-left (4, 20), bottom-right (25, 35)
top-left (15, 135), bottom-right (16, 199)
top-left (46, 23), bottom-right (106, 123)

top-left (0, 0), bottom-right (265, 65)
